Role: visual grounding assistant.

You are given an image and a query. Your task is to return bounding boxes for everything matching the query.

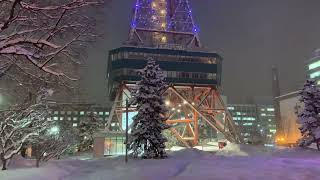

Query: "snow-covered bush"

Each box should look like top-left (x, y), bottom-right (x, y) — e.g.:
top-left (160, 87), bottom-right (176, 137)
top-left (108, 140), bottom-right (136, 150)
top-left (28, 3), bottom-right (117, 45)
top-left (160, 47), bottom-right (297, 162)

top-left (30, 128), bottom-right (76, 167)
top-left (127, 58), bottom-right (170, 159)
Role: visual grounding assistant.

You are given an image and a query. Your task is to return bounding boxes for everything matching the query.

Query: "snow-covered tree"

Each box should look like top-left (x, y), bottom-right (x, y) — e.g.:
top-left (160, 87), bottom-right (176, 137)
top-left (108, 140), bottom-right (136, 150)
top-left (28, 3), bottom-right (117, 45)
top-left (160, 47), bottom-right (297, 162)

top-left (77, 112), bottom-right (103, 152)
top-left (127, 59), bottom-right (170, 159)
top-left (0, 0), bottom-right (104, 84)
top-left (29, 128), bottom-right (76, 167)
top-left (297, 80), bottom-right (320, 150)
top-left (0, 88), bottom-right (52, 170)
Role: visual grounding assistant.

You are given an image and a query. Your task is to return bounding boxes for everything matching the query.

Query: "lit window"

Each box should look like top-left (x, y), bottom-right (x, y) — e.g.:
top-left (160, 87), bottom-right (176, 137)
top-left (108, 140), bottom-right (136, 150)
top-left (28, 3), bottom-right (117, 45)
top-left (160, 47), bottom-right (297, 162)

top-left (54, 111), bottom-right (59, 115)
top-left (308, 60), bottom-right (320, 70)
top-left (267, 108), bottom-right (274, 112)
top-left (80, 111), bottom-right (85, 115)
top-left (47, 117), bottom-right (51, 120)
top-left (310, 71), bottom-right (320, 79)
top-left (228, 107), bottom-right (235, 110)
top-left (261, 113), bottom-right (266, 116)
top-left (53, 117), bottom-right (58, 121)
top-left (73, 123), bottom-right (77, 127)
top-left (99, 112), bottom-right (104, 116)
top-left (243, 123), bottom-right (253, 126)
top-left (67, 111), bottom-right (72, 115)
top-left (105, 112), bottom-right (109, 115)
top-left (236, 112), bottom-right (241, 115)
top-left (261, 109), bottom-right (265, 111)
top-left (60, 117), bottom-right (64, 121)
top-left (318, 81), bottom-right (320, 85)
top-left (73, 117), bottom-right (78, 121)
top-left (270, 129), bottom-right (276, 133)
top-left (67, 117), bottom-right (71, 121)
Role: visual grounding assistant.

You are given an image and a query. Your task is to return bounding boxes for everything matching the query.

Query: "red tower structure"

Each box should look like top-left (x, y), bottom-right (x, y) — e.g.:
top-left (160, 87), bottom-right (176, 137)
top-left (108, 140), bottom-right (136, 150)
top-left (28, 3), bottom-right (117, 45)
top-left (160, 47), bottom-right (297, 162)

top-left (105, 0), bottom-right (243, 147)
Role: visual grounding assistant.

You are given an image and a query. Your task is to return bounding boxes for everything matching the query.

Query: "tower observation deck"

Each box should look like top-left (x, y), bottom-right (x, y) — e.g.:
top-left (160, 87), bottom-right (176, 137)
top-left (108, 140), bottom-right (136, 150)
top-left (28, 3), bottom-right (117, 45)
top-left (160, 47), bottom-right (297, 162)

top-left (106, 0), bottom-right (243, 146)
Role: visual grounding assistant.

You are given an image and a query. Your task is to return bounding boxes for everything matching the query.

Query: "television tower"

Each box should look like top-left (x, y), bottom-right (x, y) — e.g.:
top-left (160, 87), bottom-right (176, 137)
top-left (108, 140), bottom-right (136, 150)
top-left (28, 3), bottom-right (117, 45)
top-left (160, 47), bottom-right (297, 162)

top-left (105, 0), bottom-right (243, 146)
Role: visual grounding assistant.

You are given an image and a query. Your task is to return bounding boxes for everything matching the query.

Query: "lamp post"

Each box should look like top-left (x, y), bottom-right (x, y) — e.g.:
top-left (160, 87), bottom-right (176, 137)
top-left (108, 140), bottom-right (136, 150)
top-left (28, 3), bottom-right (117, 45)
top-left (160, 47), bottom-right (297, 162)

top-left (125, 99), bottom-right (129, 163)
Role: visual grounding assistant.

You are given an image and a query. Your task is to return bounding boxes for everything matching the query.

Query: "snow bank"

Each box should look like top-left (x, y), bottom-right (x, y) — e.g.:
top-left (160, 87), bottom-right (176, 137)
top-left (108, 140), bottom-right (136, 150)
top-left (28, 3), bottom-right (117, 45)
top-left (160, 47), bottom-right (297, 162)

top-left (216, 143), bottom-right (248, 156)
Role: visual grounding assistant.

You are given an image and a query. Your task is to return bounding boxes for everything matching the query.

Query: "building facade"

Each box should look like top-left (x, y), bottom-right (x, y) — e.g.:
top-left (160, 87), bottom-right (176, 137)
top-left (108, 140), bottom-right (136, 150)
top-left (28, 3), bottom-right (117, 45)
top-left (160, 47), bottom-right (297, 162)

top-left (48, 103), bottom-right (110, 129)
top-left (275, 91), bottom-right (302, 145)
top-left (306, 49), bottom-right (320, 84)
top-left (227, 104), bottom-right (276, 145)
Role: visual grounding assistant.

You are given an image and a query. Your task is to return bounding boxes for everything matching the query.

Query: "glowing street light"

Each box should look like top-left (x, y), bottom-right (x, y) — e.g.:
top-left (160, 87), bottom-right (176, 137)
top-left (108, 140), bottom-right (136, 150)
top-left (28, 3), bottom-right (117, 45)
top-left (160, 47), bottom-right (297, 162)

top-left (165, 100), bottom-right (170, 106)
top-left (183, 100), bottom-right (187, 104)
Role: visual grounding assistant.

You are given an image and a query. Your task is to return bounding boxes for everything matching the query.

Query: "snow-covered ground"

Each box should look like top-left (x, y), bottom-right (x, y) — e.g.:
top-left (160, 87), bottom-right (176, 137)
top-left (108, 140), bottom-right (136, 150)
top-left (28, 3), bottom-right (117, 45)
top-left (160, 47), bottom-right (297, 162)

top-left (2, 144), bottom-right (320, 180)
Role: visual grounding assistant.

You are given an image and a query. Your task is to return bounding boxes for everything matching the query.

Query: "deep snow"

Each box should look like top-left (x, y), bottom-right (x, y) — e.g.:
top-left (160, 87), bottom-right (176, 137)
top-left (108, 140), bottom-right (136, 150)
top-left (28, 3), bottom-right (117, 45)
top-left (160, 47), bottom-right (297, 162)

top-left (2, 145), bottom-right (320, 180)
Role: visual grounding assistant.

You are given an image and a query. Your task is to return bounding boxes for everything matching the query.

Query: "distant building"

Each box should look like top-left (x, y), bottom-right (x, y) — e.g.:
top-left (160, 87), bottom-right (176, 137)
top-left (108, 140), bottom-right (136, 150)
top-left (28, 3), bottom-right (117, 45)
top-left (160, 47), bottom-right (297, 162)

top-left (227, 103), bottom-right (276, 145)
top-left (275, 91), bottom-right (302, 145)
top-left (306, 49), bottom-right (320, 84)
top-left (48, 102), bottom-right (110, 129)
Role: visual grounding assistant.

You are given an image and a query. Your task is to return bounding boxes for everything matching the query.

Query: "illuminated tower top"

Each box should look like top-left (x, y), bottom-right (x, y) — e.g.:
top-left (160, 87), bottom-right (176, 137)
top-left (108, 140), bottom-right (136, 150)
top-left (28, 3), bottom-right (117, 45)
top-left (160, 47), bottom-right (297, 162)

top-left (126, 0), bottom-right (201, 49)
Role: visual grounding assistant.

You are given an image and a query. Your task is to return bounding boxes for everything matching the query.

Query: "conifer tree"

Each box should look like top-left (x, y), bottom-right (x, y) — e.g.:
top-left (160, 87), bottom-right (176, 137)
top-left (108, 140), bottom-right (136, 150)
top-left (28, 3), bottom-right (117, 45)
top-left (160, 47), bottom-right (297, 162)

top-left (297, 80), bottom-right (320, 150)
top-left (127, 59), bottom-right (170, 159)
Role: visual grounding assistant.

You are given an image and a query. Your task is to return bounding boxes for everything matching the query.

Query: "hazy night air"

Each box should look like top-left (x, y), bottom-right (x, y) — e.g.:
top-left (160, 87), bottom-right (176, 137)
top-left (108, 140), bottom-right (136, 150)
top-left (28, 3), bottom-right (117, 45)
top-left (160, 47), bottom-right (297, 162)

top-left (83, 0), bottom-right (320, 105)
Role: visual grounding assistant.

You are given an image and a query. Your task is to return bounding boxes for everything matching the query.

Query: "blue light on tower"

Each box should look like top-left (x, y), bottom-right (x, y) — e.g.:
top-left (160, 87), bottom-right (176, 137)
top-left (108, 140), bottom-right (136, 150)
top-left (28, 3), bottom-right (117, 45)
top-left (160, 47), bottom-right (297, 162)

top-left (193, 27), bottom-right (198, 33)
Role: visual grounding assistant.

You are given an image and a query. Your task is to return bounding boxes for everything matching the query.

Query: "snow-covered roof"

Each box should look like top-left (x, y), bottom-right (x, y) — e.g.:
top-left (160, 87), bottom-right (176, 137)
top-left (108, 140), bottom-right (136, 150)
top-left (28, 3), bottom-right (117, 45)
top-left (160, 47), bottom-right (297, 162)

top-left (275, 90), bottom-right (301, 101)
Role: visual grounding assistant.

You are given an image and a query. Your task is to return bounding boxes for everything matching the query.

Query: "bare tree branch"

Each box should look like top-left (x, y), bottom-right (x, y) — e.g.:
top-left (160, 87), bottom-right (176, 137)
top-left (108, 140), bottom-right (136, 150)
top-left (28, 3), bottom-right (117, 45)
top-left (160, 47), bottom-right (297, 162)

top-left (0, 0), bottom-right (105, 88)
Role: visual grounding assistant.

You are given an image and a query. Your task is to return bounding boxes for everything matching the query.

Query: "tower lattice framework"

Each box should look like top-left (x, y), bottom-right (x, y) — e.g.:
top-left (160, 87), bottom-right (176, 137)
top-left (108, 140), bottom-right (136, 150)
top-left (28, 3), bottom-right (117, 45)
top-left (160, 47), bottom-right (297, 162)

top-left (106, 0), bottom-right (243, 145)
top-left (127, 0), bottom-right (201, 49)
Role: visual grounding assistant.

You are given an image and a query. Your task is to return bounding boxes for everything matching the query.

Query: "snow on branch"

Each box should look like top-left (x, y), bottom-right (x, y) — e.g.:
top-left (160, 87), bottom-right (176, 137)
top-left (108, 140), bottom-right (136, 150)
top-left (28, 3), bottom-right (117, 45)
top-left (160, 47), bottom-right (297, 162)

top-left (0, 0), bottom-right (105, 84)
top-left (0, 88), bottom-right (53, 170)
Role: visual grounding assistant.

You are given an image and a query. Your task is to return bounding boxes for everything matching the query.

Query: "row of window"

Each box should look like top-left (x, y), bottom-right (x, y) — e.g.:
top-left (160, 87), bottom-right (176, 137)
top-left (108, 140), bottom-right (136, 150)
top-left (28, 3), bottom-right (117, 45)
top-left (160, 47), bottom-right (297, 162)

top-left (233, 117), bottom-right (256, 121)
top-left (113, 68), bottom-right (216, 80)
top-left (260, 113), bottom-right (274, 117)
top-left (308, 59), bottom-right (320, 70)
top-left (310, 71), bottom-right (320, 79)
top-left (110, 51), bottom-right (217, 64)
top-left (49, 117), bottom-right (108, 121)
top-left (52, 111), bottom-right (109, 116)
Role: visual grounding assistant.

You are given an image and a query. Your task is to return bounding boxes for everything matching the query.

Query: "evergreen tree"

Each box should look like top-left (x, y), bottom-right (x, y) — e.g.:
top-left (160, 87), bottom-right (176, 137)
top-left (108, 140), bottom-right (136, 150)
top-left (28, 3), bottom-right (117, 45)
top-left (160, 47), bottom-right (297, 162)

top-left (128, 59), bottom-right (170, 159)
top-left (77, 112), bottom-right (102, 152)
top-left (297, 80), bottom-right (320, 150)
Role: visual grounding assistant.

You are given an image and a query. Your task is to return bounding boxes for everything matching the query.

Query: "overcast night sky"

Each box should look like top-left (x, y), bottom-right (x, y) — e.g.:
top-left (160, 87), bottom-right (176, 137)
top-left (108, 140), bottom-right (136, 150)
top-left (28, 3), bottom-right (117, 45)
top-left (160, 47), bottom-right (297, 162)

top-left (82, 0), bottom-right (320, 105)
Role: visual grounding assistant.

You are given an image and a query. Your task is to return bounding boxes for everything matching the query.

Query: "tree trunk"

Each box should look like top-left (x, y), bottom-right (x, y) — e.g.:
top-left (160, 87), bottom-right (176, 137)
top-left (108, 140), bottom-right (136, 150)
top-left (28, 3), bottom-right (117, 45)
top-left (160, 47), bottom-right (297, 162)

top-left (2, 159), bottom-right (7, 170)
top-left (36, 159), bottom-right (40, 168)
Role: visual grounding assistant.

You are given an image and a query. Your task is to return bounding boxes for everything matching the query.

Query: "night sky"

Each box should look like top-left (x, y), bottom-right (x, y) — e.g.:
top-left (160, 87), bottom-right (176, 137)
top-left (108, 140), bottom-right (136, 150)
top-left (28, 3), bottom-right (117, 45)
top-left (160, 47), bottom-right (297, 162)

top-left (82, 0), bottom-right (320, 105)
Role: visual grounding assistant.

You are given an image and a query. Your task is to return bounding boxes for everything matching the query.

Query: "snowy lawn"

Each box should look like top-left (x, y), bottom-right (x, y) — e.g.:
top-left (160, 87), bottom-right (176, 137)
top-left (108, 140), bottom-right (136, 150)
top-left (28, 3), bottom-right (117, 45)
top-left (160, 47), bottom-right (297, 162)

top-left (2, 145), bottom-right (320, 180)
